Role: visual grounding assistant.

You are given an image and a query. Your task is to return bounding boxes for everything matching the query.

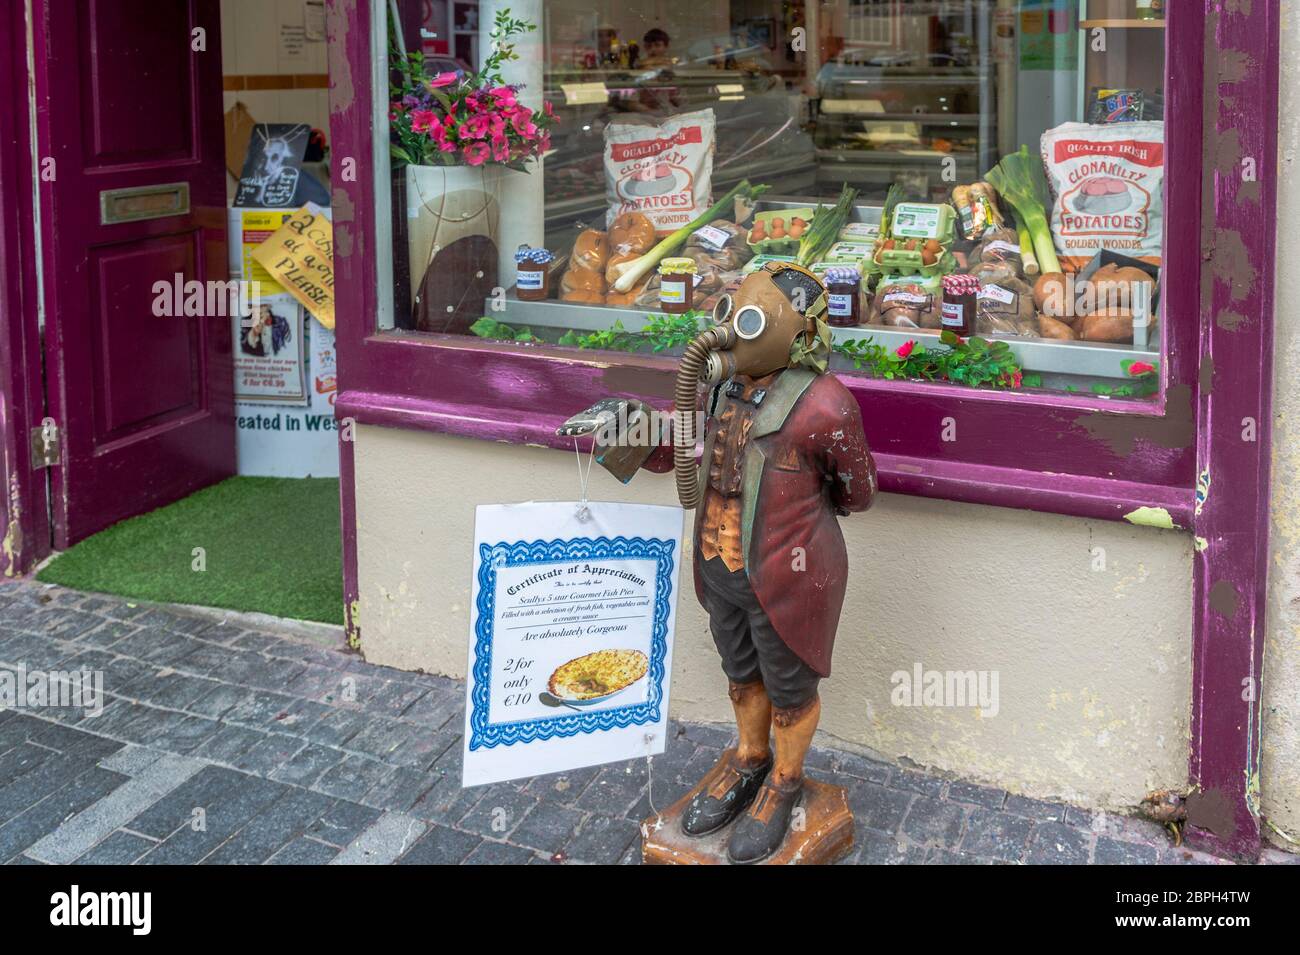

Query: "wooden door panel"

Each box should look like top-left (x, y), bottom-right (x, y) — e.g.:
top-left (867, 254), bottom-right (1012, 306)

top-left (80, 0), bottom-right (197, 166)
top-left (34, 0), bottom-right (233, 547)
top-left (91, 233), bottom-right (202, 436)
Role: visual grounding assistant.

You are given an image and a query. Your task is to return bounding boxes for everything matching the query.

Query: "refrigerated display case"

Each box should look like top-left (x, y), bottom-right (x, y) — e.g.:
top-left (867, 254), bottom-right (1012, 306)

top-left (810, 5), bottom-right (997, 201)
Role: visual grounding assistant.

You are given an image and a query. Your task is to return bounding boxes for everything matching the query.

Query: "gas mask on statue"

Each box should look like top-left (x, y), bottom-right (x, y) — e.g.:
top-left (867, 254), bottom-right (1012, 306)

top-left (672, 262), bottom-right (833, 508)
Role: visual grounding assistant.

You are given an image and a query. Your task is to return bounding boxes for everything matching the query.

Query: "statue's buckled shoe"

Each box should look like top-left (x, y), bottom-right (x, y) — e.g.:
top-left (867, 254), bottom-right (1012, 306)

top-left (726, 776), bottom-right (803, 864)
top-left (681, 757), bottom-right (771, 837)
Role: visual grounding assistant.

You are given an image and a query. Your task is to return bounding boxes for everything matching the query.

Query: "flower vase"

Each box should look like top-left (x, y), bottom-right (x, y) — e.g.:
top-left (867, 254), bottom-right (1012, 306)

top-left (405, 162), bottom-right (543, 334)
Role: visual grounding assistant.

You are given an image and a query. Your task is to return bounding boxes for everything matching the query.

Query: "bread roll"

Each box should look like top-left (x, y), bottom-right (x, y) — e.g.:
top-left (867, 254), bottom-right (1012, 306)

top-left (571, 229), bottom-right (609, 273)
top-left (608, 212), bottom-right (656, 256)
top-left (561, 267), bottom-right (605, 294)
top-left (605, 287), bottom-right (645, 307)
top-left (561, 288), bottom-right (605, 305)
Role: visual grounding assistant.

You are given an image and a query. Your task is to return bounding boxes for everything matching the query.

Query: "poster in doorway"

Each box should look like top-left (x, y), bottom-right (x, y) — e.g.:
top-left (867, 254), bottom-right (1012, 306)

top-left (233, 123), bottom-right (330, 208)
top-left (233, 293), bottom-right (308, 405)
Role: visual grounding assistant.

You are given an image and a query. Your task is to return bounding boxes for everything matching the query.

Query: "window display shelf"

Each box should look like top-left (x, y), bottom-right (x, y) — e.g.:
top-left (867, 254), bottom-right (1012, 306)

top-left (490, 295), bottom-right (1157, 383)
top-left (1078, 19), bottom-right (1165, 29)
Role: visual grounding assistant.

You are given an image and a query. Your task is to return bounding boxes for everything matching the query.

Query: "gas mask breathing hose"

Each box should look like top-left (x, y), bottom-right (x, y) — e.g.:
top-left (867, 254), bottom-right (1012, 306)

top-left (673, 325), bottom-right (736, 509)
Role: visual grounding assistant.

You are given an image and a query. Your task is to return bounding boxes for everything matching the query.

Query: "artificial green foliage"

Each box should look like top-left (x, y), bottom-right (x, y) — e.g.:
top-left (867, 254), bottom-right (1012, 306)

top-left (469, 316), bottom-right (542, 342)
top-left (557, 312), bottom-right (708, 352)
top-left (1090, 359), bottom-right (1159, 397)
top-left (834, 330), bottom-right (1028, 390)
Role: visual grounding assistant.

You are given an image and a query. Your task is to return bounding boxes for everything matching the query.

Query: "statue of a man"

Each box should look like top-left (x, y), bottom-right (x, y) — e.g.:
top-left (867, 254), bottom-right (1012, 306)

top-left (563, 261), bottom-right (876, 863)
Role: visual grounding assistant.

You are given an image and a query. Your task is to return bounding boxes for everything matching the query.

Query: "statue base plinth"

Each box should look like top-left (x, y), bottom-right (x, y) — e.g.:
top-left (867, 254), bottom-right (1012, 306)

top-left (640, 748), bottom-right (854, 865)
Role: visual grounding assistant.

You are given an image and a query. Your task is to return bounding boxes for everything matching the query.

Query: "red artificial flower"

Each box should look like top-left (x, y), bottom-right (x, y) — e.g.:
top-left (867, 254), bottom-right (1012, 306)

top-left (462, 141), bottom-right (491, 166)
top-left (1128, 361), bottom-right (1156, 376)
top-left (896, 340), bottom-right (916, 358)
top-left (410, 109), bottom-right (440, 136)
top-left (459, 114), bottom-right (490, 139)
top-left (511, 109), bottom-right (538, 138)
top-left (429, 71), bottom-right (459, 88)
top-left (490, 133), bottom-right (510, 163)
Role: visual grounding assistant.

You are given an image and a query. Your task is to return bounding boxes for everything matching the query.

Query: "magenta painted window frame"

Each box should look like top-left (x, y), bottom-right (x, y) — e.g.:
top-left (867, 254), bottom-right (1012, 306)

top-left (331, 3), bottom-right (1204, 527)
top-left (324, 0), bottom-right (1281, 860)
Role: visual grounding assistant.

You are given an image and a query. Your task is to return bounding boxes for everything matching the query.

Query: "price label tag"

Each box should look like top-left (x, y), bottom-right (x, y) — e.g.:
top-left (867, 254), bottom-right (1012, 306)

top-left (692, 224), bottom-right (731, 251)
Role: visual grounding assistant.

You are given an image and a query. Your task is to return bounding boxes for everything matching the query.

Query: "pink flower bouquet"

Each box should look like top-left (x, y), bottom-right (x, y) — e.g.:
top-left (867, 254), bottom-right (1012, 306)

top-left (389, 10), bottom-right (554, 170)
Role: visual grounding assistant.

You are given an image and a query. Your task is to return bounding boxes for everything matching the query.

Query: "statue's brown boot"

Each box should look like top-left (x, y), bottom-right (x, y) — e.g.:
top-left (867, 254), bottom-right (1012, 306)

top-left (681, 679), bottom-right (771, 836)
top-left (726, 695), bottom-right (820, 863)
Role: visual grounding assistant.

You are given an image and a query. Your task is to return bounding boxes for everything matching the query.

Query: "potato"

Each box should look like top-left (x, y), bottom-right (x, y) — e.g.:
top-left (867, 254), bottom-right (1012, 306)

top-left (1111, 265), bottom-right (1154, 287)
top-left (1080, 308), bottom-right (1134, 343)
top-left (1033, 272), bottom-right (1069, 314)
top-left (1037, 312), bottom-right (1078, 340)
top-left (1087, 268), bottom-right (1150, 313)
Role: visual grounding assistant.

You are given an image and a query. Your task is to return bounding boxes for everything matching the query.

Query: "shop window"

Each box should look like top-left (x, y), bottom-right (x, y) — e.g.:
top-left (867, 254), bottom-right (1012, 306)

top-left (368, 0), bottom-right (1171, 398)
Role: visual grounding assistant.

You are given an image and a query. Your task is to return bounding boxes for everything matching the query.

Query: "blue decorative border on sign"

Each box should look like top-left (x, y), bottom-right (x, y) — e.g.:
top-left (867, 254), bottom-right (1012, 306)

top-left (468, 536), bottom-right (676, 751)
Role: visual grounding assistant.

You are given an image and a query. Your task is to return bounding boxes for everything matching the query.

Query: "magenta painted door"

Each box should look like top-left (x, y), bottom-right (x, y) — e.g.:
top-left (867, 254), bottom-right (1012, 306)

top-left (32, 0), bottom-right (234, 548)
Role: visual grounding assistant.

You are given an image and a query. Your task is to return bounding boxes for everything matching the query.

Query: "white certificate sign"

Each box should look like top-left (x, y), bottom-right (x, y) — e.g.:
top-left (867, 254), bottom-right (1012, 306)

top-left (463, 501), bottom-right (683, 787)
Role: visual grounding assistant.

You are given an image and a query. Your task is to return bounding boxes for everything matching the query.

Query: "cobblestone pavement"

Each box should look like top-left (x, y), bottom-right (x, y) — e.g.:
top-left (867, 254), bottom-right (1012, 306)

top-left (1, 580), bottom-right (1294, 866)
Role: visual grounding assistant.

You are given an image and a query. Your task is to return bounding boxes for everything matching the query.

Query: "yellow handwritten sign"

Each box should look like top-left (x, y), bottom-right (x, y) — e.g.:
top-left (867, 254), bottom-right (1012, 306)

top-left (251, 202), bottom-right (335, 329)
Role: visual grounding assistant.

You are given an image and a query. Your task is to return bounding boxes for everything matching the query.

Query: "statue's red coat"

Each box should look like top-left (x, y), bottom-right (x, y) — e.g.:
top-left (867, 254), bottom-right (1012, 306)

top-left (647, 372), bottom-right (876, 676)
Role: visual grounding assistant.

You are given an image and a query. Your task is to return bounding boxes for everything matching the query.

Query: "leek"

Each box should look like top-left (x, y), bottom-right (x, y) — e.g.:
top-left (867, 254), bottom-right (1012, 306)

top-left (880, 182), bottom-right (905, 237)
top-left (796, 184), bottom-right (859, 267)
top-left (1015, 210), bottom-right (1039, 275)
top-left (610, 179), bottom-right (770, 293)
top-left (985, 146), bottom-right (1060, 275)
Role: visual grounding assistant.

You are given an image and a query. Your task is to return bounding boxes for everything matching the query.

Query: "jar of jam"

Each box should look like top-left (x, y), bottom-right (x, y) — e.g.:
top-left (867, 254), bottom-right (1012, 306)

top-left (941, 273), bottom-right (979, 336)
top-left (823, 267), bottom-right (862, 327)
top-left (514, 245), bottom-right (554, 301)
top-left (658, 257), bottom-right (698, 314)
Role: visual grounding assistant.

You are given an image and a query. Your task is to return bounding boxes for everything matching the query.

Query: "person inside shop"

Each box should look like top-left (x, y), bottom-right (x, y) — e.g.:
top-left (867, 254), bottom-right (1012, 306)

top-left (615, 27), bottom-right (683, 115)
top-left (640, 28), bottom-right (673, 67)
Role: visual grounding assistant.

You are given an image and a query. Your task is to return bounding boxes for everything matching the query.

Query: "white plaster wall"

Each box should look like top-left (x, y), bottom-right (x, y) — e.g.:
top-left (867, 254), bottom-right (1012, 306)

top-left (220, 0), bottom-right (331, 201)
top-left (1262, 7), bottom-right (1300, 852)
top-left (353, 423), bottom-right (1193, 810)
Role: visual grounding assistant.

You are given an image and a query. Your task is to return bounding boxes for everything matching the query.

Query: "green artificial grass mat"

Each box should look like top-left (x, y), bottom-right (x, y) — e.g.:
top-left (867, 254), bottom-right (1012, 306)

top-left (38, 476), bottom-right (343, 625)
